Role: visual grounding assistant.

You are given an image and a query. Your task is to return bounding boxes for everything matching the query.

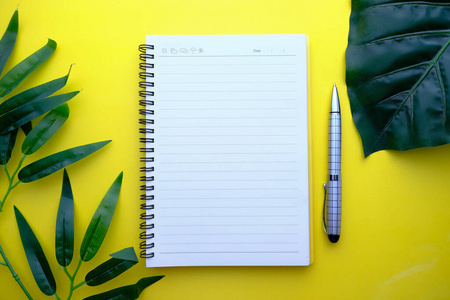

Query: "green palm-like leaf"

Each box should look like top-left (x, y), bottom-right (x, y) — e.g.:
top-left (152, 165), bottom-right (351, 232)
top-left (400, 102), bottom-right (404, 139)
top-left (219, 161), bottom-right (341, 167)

top-left (0, 9), bottom-right (18, 76)
top-left (0, 9), bottom-right (20, 164)
top-left (0, 91), bottom-right (78, 134)
top-left (346, 0), bottom-right (450, 156)
top-left (0, 38), bottom-right (56, 98)
top-left (0, 68), bottom-right (71, 116)
top-left (83, 276), bottom-right (164, 300)
top-left (0, 128), bottom-right (18, 165)
top-left (85, 247), bottom-right (139, 286)
top-left (55, 169), bottom-right (74, 267)
top-left (80, 172), bottom-right (123, 262)
top-left (22, 104), bottom-right (69, 155)
top-left (18, 140), bottom-right (111, 183)
top-left (14, 206), bottom-right (56, 296)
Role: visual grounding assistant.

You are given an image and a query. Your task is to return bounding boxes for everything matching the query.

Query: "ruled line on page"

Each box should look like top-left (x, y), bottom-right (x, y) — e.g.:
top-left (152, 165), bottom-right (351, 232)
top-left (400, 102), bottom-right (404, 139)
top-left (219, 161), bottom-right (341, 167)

top-left (158, 160), bottom-right (299, 163)
top-left (158, 99), bottom-right (297, 102)
top-left (158, 179), bottom-right (298, 182)
top-left (160, 242), bottom-right (299, 245)
top-left (157, 206), bottom-right (300, 209)
top-left (159, 54), bottom-right (297, 57)
top-left (159, 224), bottom-right (300, 227)
top-left (159, 81), bottom-right (298, 83)
top-left (159, 251), bottom-right (300, 254)
top-left (157, 196), bottom-right (298, 200)
top-left (159, 63), bottom-right (296, 67)
top-left (158, 188), bottom-right (299, 191)
top-left (158, 152), bottom-right (298, 154)
top-left (160, 233), bottom-right (300, 236)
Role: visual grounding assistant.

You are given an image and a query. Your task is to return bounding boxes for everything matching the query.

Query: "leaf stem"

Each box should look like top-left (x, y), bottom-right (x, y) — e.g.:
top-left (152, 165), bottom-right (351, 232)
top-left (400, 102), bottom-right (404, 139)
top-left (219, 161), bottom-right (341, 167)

top-left (53, 293), bottom-right (62, 300)
top-left (10, 154), bottom-right (27, 183)
top-left (0, 242), bottom-right (33, 299)
top-left (72, 280), bottom-right (86, 291)
top-left (65, 258), bottom-right (83, 300)
top-left (63, 265), bottom-right (72, 279)
top-left (3, 164), bottom-right (11, 181)
top-left (0, 154), bottom-right (27, 212)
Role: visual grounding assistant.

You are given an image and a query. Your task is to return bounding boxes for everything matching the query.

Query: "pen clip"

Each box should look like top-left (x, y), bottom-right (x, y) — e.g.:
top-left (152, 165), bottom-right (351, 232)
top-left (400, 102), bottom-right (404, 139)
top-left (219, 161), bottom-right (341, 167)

top-left (322, 183), bottom-right (329, 234)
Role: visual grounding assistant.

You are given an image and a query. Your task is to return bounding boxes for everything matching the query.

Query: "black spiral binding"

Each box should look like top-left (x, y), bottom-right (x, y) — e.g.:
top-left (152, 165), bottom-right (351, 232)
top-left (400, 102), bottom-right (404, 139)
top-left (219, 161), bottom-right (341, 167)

top-left (139, 44), bottom-right (155, 259)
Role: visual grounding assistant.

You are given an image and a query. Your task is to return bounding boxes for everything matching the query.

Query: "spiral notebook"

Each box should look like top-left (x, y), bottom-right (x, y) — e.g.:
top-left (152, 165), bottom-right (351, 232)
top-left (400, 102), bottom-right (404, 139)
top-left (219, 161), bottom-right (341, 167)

top-left (139, 34), bottom-right (312, 267)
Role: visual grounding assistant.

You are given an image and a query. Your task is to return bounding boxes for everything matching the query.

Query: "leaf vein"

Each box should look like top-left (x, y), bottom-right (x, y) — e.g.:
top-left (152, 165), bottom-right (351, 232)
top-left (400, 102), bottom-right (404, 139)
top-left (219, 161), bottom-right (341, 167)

top-left (367, 30), bottom-right (450, 46)
top-left (369, 37), bottom-right (450, 153)
top-left (435, 63), bottom-right (447, 126)
top-left (369, 62), bottom-right (430, 83)
top-left (359, 2), bottom-right (450, 14)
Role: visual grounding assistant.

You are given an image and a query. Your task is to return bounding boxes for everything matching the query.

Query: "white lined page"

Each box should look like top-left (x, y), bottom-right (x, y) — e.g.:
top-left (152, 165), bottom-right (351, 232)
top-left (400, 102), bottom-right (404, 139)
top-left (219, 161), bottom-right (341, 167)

top-left (145, 35), bottom-right (310, 267)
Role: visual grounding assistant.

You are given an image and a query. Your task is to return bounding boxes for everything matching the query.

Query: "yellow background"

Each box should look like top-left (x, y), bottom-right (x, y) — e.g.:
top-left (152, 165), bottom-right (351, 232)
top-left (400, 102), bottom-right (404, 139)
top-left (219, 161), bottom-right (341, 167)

top-left (0, 0), bottom-right (449, 299)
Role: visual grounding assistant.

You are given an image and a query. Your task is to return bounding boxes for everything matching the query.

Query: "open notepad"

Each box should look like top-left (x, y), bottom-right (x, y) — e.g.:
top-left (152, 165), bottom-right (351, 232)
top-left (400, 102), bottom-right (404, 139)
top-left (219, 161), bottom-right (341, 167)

top-left (139, 34), bottom-right (311, 267)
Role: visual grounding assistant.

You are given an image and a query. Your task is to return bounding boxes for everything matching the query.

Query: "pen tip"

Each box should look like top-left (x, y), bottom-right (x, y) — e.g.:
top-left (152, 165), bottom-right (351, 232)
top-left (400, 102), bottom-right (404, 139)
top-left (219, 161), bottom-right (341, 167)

top-left (331, 84), bottom-right (340, 113)
top-left (328, 234), bottom-right (340, 243)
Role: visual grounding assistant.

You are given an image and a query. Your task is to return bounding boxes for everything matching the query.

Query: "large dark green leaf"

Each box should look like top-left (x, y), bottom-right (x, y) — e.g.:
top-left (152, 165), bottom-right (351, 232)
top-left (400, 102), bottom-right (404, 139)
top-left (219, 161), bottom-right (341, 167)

top-left (83, 276), bottom-right (164, 300)
top-left (0, 9), bottom-right (18, 76)
top-left (80, 172), bottom-right (123, 262)
top-left (85, 247), bottom-right (138, 286)
top-left (0, 91), bottom-right (78, 134)
top-left (0, 38), bottom-right (56, 98)
top-left (0, 128), bottom-right (18, 165)
top-left (0, 69), bottom-right (71, 116)
top-left (346, 1), bottom-right (450, 157)
top-left (22, 104), bottom-right (69, 155)
top-left (14, 206), bottom-right (56, 296)
top-left (55, 169), bottom-right (74, 267)
top-left (18, 140), bottom-right (111, 183)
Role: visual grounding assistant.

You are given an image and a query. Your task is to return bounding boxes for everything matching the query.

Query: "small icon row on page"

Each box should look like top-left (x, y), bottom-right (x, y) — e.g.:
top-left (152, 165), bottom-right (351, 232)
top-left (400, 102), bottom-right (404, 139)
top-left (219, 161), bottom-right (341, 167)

top-left (161, 48), bottom-right (204, 54)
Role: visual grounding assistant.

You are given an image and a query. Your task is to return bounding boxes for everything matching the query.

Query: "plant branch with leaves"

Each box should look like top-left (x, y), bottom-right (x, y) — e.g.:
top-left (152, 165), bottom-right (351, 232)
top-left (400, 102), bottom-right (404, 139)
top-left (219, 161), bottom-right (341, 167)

top-left (0, 10), bottom-right (112, 297)
top-left (15, 170), bottom-right (163, 299)
top-left (0, 9), bottom-right (163, 299)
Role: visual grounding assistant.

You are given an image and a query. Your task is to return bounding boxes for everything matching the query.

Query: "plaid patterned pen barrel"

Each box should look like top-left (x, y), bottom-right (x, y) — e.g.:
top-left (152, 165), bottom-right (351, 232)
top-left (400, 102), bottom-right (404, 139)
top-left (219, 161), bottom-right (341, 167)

top-left (326, 84), bottom-right (341, 243)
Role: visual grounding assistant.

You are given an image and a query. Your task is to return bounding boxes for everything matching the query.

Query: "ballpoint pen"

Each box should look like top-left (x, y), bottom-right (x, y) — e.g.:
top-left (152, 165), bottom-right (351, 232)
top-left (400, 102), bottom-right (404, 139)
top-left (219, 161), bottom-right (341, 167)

top-left (323, 83), bottom-right (341, 243)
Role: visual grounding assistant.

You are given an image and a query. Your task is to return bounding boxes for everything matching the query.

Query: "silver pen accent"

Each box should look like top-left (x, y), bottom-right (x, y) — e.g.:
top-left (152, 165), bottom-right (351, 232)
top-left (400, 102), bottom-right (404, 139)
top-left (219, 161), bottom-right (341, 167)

top-left (323, 83), bottom-right (341, 243)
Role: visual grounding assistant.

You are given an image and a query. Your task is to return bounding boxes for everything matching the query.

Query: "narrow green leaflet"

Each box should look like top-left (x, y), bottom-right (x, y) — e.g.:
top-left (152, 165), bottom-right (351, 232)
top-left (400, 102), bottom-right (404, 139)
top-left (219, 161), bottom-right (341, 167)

top-left (0, 128), bottom-right (18, 165)
top-left (346, 1), bottom-right (450, 156)
top-left (14, 206), bottom-right (56, 296)
top-left (0, 91), bottom-right (78, 134)
top-left (83, 276), bottom-right (164, 300)
top-left (80, 172), bottom-right (123, 262)
top-left (0, 69), bottom-right (71, 115)
top-left (55, 169), bottom-right (74, 267)
top-left (85, 247), bottom-right (138, 286)
top-left (109, 247), bottom-right (139, 261)
top-left (22, 104), bottom-right (69, 155)
top-left (0, 38), bottom-right (56, 98)
top-left (0, 9), bottom-right (18, 76)
top-left (18, 140), bottom-right (111, 183)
